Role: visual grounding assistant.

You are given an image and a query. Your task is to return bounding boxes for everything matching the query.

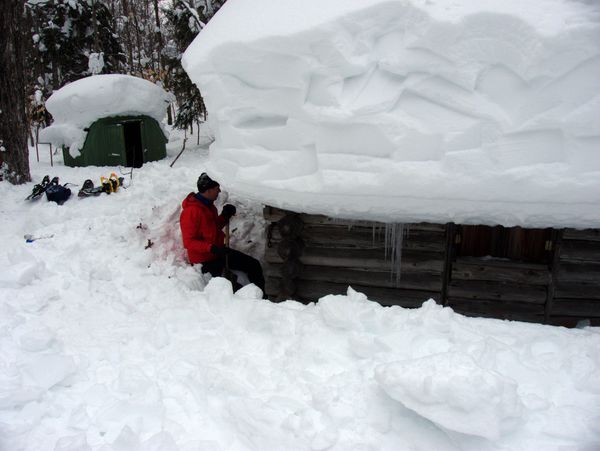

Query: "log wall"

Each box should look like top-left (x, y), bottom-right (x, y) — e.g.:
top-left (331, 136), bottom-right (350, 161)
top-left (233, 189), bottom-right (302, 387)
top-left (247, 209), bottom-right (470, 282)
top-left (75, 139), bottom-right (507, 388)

top-left (549, 229), bottom-right (600, 326)
top-left (263, 207), bottom-right (600, 326)
top-left (264, 207), bottom-right (446, 308)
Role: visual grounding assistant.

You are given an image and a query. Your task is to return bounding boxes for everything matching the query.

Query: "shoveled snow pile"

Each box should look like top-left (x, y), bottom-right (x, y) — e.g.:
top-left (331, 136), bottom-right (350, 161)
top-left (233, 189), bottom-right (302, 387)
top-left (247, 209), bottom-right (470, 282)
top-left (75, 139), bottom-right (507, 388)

top-left (40, 74), bottom-right (171, 157)
top-left (183, 0), bottom-right (600, 228)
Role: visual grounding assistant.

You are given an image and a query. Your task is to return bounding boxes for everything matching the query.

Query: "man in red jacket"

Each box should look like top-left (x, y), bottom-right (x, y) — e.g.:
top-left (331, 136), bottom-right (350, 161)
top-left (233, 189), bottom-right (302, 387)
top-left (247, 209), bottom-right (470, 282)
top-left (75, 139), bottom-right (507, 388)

top-left (180, 173), bottom-right (265, 295)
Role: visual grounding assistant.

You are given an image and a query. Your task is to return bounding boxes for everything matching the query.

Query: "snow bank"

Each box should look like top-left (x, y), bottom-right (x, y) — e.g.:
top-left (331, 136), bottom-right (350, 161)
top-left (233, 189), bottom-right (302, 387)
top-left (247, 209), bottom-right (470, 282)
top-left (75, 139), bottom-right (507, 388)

top-left (183, 0), bottom-right (600, 228)
top-left (1, 134), bottom-right (599, 449)
top-left (40, 75), bottom-right (171, 156)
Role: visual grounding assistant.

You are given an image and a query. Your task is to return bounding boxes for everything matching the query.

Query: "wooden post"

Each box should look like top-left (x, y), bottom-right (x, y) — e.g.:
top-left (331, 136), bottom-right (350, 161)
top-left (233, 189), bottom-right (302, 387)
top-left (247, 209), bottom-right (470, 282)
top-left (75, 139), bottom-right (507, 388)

top-left (441, 222), bottom-right (455, 306)
top-left (35, 126), bottom-right (39, 162)
top-left (276, 213), bottom-right (304, 301)
top-left (544, 228), bottom-right (562, 324)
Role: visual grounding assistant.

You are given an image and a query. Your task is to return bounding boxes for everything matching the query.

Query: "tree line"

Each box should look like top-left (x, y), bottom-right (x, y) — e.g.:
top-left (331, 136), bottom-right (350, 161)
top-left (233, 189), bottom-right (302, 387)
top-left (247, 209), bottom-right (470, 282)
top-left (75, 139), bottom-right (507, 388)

top-left (1, 0), bottom-right (226, 184)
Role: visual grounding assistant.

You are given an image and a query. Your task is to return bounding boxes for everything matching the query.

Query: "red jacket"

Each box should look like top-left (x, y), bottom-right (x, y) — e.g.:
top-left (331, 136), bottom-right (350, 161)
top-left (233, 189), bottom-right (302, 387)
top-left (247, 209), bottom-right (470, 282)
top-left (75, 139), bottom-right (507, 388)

top-left (180, 193), bottom-right (226, 264)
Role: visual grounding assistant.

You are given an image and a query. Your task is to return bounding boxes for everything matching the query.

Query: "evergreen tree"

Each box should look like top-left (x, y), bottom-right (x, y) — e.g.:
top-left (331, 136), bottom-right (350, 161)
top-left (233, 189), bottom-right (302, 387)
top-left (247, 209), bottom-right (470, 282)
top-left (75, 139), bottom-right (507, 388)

top-left (163, 0), bottom-right (226, 131)
top-left (27, 0), bottom-right (125, 94)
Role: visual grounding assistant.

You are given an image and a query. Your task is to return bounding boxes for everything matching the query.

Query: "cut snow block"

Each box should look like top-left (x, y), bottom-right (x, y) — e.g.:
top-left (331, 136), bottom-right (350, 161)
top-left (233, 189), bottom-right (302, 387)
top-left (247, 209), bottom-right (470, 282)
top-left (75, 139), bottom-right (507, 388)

top-left (375, 351), bottom-right (523, 440)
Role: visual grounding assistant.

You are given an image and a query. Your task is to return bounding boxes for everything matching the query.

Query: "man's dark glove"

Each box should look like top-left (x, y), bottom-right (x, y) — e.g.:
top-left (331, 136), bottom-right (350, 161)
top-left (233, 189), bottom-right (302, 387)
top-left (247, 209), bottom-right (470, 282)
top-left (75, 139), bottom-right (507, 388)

top-left (221, 204), bottom-right (236, 220)
top-left (210, 245), bottom-right (230, 257)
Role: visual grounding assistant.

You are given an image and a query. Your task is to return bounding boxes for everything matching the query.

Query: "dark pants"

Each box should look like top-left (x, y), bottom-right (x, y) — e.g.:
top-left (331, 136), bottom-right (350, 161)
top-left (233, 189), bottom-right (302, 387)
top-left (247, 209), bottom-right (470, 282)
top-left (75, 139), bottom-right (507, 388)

top-left (201, 249), bottom-right (266, 294)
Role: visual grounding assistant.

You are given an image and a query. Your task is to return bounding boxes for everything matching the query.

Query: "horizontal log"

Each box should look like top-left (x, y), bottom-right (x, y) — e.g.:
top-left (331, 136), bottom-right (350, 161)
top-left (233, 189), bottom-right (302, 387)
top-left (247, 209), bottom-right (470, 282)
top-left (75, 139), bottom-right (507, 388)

top-left (550, 299), bottom-right (600, 317)
top-left (451, 259), bottom-right (551, 285)
top-left (547, 316), bottom-right (600, 327)
top-left (265, 276), bottom-right (439, 308)
top-left (451, 311), bottom-right (544, 324)
top-left (265, 246), bottom-right (445, 273)
top-left (555, 282), bottom-right (600, 300)
top-left (562, 228), bottom-right (600, 242)
top-left (268, 224), bottom-right (446, 252)
top-left (559, 240), bottom-right (600, 263)
top-left (447, 298), bottom-right (545, 320)
top-left (447, 280), bottom-right (547, 304)
top-left (265, 264), bottom-right (443, 291)
top-left (264, 206), bottom-right (446, 232)
top-left (556, 262), bottom-right (600, 284)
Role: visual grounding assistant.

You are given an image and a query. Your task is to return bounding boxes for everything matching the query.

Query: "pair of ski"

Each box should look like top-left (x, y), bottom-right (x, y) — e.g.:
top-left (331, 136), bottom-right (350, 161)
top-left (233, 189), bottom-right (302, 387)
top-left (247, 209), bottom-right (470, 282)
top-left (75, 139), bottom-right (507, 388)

top-left (78, 173), bottom-right (124, 197)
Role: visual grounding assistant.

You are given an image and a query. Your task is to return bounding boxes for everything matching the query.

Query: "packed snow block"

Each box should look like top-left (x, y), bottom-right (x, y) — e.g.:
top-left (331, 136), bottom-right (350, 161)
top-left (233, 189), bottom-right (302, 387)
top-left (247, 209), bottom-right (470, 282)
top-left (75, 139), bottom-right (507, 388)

top-left (183, 0), bottom-right (600, 228)
top-left (18, 328), bottom-right (56, 352)
top-left (375, 352), bottom-right (523, 440)
top-left (53, 434), bottom-right (92, 451)
top-left (20, 354), bottom-right (77, 392)
top-left (0, 248), bottom-right (46, 288)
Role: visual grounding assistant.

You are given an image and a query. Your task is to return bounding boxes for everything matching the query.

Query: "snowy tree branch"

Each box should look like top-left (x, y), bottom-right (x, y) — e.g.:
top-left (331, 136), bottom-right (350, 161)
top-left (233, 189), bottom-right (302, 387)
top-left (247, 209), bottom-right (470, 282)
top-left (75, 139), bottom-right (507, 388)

top-left (180, 0), bottom-right (206, 30)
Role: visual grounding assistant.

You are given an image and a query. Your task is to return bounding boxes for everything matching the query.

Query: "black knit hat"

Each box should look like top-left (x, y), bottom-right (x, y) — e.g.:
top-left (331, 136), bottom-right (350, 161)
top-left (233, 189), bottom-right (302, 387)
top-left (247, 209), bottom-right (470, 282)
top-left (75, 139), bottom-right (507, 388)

top-left (197, 172), bottom-right (220, 193)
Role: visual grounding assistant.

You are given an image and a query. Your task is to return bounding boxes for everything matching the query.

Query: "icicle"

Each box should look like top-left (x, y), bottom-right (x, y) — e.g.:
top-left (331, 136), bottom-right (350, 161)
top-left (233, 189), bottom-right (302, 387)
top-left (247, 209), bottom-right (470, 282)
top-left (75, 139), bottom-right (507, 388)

top-left (384, 223), bottom-right (405, 285)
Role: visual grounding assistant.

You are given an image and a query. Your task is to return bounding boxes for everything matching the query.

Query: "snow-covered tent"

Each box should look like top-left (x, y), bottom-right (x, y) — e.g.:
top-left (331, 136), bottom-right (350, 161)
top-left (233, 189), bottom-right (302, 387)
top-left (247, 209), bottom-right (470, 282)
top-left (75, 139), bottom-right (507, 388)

top-left (182, 0), bottom-right (600, 325)
top-left (41, 75), bottom-right (171, 168)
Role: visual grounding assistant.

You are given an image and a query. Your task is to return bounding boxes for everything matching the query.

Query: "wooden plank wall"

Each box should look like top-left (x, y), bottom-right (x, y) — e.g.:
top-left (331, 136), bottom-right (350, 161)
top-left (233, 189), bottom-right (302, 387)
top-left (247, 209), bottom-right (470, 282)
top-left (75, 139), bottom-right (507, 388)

top-left (263, 207), bottom-right (600, 326)
top-left (445, 257), bottom-right (549, 323)
top-left (549, 229), bottom-right (600, 327)
top-left (264, 207), bottom-right (446, 307)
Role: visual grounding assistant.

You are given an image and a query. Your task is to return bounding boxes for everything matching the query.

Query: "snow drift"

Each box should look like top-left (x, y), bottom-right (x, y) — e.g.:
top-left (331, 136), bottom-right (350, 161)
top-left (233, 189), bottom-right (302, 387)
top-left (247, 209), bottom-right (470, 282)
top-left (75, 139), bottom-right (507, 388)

top-left (183, 0), bottom-right (600, 228)
top-left (2, 133), bottom-right (600, 450)
top-left (40, 74), bottom-right (171, 156)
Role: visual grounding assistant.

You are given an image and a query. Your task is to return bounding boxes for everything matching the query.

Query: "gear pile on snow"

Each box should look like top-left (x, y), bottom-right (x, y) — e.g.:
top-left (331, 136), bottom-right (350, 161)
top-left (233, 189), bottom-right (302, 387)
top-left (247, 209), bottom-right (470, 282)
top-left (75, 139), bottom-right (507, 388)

top-left (78, 173), bottom-right (125, 197)
top-left (26, 173), bottom-right (125, 203)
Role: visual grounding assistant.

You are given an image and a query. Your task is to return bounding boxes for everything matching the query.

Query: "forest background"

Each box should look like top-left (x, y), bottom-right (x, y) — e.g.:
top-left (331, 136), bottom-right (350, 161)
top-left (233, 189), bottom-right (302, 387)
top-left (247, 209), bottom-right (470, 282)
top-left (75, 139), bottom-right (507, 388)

top-left (0, 0), bottom-right (224, 184)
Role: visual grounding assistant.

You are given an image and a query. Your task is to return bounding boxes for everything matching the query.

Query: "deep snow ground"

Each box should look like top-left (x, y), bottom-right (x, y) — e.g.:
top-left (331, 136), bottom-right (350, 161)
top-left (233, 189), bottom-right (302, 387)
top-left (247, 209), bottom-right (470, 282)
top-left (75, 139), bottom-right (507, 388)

top-left (0, 128), bottom-right (599, 450)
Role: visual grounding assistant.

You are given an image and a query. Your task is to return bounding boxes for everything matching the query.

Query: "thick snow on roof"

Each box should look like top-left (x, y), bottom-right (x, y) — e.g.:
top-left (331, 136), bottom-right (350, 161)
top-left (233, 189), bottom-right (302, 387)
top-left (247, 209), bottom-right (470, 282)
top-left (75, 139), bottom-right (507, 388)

top-left (183, 0), bottom-right (600, 228)
top-left (40, 75), bottom-right (171, 155)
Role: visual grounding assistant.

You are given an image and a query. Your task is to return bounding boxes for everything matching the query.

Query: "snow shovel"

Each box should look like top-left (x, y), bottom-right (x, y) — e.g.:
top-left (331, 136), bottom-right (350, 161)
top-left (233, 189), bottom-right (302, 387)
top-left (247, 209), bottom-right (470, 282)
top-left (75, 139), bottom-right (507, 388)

top-left (24, 233), bottom-right (54, 243)
top-left (222, 222), bottom-right (239, 287)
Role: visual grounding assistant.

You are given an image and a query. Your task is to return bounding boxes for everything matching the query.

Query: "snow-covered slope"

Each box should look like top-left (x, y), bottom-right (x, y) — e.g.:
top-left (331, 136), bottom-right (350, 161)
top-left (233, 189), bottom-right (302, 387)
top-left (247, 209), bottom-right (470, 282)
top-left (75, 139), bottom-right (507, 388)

top-left (183, 0), bottom-right (600, 228)
top-left (1, 131), bottom-right (599, 450)
top-left (40, 75), bottom-right (171, 156)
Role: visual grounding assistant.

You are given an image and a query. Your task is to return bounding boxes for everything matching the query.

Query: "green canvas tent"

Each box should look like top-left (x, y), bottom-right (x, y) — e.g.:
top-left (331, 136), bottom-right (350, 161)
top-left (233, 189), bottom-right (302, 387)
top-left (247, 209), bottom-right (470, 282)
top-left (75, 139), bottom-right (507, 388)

top-left (63, 115), bottom-right (167, 168)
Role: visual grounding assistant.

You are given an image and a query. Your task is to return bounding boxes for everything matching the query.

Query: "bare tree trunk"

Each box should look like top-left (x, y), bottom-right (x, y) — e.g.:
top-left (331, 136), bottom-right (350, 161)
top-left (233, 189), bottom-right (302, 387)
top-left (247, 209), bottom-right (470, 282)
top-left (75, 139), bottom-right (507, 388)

top-left (167, 103), bottom-right (173, 125)
top-left (132, 9), bottom-right (143, 72)
top-left (0, 0), bottom-right (31, 184)
top-left (153, 0), bottom-right (163, 73)
top-left (91, 0), bottom-right (99, 53)
top-left (121, 0), bottom-right (135, 72)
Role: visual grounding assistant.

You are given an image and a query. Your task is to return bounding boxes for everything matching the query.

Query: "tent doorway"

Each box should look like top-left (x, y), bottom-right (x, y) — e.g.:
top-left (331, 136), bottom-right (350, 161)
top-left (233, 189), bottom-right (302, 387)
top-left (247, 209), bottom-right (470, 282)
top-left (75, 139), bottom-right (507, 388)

top-left (123, 121), bottom-right (144, 168)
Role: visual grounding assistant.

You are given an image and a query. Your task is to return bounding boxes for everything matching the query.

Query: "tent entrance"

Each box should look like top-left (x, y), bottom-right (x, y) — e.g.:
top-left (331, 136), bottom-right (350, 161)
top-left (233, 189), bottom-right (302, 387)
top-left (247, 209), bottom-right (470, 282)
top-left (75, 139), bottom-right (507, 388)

top-left (123, 121), bottom-right (144, 168)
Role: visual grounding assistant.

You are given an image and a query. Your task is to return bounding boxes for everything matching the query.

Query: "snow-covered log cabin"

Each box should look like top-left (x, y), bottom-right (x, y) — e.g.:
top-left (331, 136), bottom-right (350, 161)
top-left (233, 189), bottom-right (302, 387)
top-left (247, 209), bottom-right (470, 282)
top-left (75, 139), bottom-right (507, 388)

top-left (181, 0), bottom-right (600, 325)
